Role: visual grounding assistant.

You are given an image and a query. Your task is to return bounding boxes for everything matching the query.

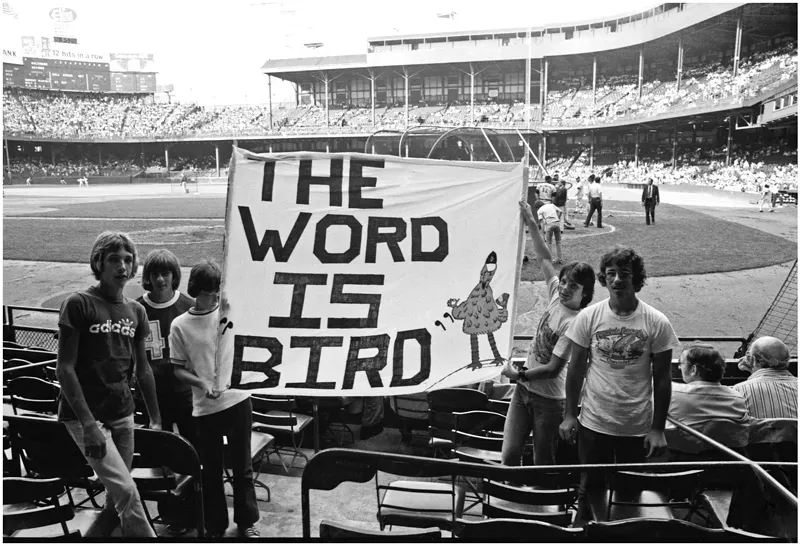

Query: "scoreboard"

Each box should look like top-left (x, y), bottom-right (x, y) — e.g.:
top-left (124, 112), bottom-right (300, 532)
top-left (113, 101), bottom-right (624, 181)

top-left (3, 58), bottom-right (156, 93)
top-left (110, 72), bottom-right (157, 93)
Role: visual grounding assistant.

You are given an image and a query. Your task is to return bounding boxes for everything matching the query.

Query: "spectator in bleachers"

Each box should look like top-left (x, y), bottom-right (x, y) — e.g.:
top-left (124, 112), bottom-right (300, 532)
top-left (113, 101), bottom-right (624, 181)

top-left (734, 336), bottom-right (797, 419)
top-left (559, 246), bottom-right (680, 523)
top-left (56, 231), bottom-right (161, 538)
top-left (669, 343), bottom-right (751, 428)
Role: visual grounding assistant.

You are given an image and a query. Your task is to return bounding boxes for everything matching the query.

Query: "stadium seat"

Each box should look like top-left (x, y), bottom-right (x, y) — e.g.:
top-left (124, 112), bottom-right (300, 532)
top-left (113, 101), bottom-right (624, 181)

top-left (427, 388), bottom-right (488, 457)
top-left (482, 479), bottom-right (577, 526)
top-left (131, 428), bottom-right (205, 538)
top-left (250, 395), bottom-right (313, 474)
top-left (4, 414), bottom-right (104, 510)
top-left (3, 477), bottom-right (80, 538)
top-left (584, 518), bottom-right (726, 541)
top-left (453, 517), bottom-right (583, 541)
top-left (375, 458), bottom-right (465, 533)
top-left (319, 519), bottom-right (441, 540)
top-left (605, 469), bottom-right (705, 521)
top-left (7, 376), bottom-right (60, 417)
top-left (389, 393), bottom-right (430, 448)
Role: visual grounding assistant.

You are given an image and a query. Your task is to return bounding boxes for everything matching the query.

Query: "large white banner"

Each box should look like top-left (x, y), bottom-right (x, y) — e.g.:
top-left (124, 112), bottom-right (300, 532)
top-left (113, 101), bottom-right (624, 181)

top-left (217, 147), bottom-right (525, 396)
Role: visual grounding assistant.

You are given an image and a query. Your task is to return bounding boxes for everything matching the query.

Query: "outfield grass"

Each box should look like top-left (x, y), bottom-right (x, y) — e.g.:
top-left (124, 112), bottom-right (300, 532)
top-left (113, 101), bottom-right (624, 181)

top-left (3, 198), bottom-right (796, 279)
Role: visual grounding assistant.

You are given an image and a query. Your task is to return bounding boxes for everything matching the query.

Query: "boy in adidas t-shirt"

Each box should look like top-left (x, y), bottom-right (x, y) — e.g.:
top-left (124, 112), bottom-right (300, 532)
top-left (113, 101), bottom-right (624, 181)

top-left (56, 231), bottom-right (161, 538)
top-left (560, 246), bottom-right (680, 522)
top-left (500, 201), bottom-right (595, 466)
top-left (170, 261), bottom-right (260, 539)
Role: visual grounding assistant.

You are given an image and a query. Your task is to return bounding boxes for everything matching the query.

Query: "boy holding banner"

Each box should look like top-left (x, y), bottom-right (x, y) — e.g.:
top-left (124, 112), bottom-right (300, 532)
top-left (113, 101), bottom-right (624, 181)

top-left (500, 201), bottom-right (596, 466)
top-left (170, 262), bottom-right (260, 539)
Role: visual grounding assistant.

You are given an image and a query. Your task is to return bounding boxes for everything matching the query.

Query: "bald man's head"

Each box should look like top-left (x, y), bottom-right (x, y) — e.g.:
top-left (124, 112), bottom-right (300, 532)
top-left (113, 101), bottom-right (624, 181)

top-left (751, 336), bottom-right (791, 370)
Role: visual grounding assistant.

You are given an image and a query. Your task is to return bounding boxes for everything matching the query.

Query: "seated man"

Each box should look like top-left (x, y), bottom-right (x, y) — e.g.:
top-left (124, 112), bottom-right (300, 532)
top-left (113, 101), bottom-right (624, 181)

top-left (733, 336), bottom-right (797, 419)
top-left (670, 343), bottom-right (751, 428)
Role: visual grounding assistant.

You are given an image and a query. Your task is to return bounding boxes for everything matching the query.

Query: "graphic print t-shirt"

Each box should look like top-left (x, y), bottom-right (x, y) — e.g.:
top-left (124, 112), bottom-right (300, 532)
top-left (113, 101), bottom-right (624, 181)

top-left (523, 276), bottom-right (578, 400)
top-left (136, 291), bottom-right (194, 394)
top-left (565, 298), bottom-right (680, 436)
top-left (57, 286), bottom-right (150, 422)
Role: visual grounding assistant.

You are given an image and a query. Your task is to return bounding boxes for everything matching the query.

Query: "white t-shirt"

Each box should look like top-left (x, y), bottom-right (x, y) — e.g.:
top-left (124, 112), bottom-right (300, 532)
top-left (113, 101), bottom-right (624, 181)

top-left (169, 306), bottom-right (249, 417)
top-left (537, 203), bottom-right (561, 230)
top-left (565, 298), bottom-right (680, 437)
top-left (523, 276), bottom-right (578, 400)
top-left (588, 182), bottom-right (602, 199)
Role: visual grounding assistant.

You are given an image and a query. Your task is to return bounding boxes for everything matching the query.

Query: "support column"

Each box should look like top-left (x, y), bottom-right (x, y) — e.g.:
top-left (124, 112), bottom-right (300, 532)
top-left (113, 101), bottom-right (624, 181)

top-left (638, 47), bottom-right (644, 99)
top-left (672, 123), bottom-right (678, 169)
top-left (404, 73), bottom-right (409, 129)
top-left (164, 146), bottom-right (170, 175)
top-left (733, 9), bottom-right (743, 77)
top-left (539, 59), bottom-right (545, 106)
top-left (589, 131), bottom-right (594, 170)
top-left (524, 57), bottom-right (531, 130)
top-left (98, 147), bottom-right (102, 169)
top-left (542, 133), bottom-right (547, 167)
top-left (635, 127), bottom-right (640, 168)
top-left (470, 64), bottom-right (475, 124)
top-left (676, 38), bottom-right (684, 91)
top-left (726, 117), bottom-right (734, 166)
top-left (525, 28), bottom-right (532, 131)
top-left (51, 147), bottom-right (56, 166)
top-left (542, 59), bottom-right (549, 116)
top-left (267, 75), bottom-right (273, 129)
top-left (215, 144), bottom-right (220, 177)
top-left (370, 76), bottom-right (375, 126)
top-left (324, 77), bottom-right (330, 127)
top-left (592, 56), bottom-right (597, 105)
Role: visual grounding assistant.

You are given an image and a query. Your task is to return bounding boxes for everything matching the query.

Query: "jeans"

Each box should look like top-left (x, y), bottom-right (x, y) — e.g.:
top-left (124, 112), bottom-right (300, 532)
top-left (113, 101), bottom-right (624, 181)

top-left (501, 387), bottom-right (565, 466)
top-left (197, 397), bottom-right (259, 534)
top-left (63, 415), bottom-right (155, 538)
top-left (559, 205), bottom-right (569, 230)
top-left (576, 425), bottom-right (646, 519)
top-left (544, 224), bottom-right (562, 261)
top-left (585, 198), bottom-right (603, 227)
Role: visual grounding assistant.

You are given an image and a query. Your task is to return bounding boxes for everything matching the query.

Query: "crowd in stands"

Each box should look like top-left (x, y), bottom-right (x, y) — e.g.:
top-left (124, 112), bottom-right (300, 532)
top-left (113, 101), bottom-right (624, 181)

top-left (3, 44), bottom-right (796, 139)
top-left (542, 140), bottom-right (798, 193)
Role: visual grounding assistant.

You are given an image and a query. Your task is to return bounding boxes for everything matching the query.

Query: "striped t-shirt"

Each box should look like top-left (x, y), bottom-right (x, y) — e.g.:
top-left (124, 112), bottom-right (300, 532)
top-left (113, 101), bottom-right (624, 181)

top-left (732, 368), bottom-right (798, 419)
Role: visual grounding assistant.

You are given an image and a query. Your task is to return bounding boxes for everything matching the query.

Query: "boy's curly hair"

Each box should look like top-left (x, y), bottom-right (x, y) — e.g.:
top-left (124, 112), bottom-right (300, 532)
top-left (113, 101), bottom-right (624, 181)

top-left (597, 246), bottom-right (647, 292)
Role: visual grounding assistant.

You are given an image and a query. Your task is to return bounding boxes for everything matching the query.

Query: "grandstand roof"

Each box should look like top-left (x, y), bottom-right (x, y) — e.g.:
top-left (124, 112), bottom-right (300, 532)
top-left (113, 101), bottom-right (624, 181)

top-left (261, 54), bottom-right (367, 73)
top-left (365, 2), bottom-right (677, 43)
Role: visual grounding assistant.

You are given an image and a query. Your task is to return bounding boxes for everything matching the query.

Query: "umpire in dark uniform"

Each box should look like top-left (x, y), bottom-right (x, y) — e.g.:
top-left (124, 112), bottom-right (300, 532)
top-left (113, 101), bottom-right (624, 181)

top-left (641, 178), bottom-right (660, 225)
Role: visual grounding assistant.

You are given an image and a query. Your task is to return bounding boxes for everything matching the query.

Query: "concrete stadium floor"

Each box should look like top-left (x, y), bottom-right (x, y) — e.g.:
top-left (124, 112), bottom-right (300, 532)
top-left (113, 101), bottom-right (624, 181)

top-left (2, 181), bottom-right (797, 538)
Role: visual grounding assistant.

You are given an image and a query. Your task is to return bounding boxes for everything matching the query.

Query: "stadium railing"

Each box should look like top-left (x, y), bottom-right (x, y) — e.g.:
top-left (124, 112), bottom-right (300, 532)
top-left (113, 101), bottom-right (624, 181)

top-left (4, 306), bottom-right (59, 353)
top-left (300, 447), bottom-right (797, 540)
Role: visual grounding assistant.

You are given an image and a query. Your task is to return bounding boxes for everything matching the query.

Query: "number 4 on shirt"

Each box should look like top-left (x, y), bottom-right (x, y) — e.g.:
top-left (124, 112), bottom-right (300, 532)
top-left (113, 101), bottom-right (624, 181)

top-left (144, 319), bottom-right (165, 360)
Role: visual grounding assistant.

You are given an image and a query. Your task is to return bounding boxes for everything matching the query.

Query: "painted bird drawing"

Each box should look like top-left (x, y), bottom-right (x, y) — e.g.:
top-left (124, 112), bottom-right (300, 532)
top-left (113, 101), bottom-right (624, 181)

top-left (446, 251), bottom-right (510, 369)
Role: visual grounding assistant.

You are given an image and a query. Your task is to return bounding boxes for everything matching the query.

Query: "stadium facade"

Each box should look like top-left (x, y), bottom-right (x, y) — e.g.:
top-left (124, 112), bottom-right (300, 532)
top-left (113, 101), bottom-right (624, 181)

top-left (2, 2), bottom-right (797, 181)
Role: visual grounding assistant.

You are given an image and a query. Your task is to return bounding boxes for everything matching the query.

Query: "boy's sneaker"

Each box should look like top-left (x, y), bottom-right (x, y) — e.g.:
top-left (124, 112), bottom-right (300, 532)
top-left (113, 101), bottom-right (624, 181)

top-left (240, 526), bottom-right (260, 538)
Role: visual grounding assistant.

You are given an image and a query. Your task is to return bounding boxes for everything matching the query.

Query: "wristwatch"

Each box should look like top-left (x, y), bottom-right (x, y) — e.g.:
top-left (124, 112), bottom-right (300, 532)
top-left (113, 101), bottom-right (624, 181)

top-left (517, 366), bottom-right (528, 382)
